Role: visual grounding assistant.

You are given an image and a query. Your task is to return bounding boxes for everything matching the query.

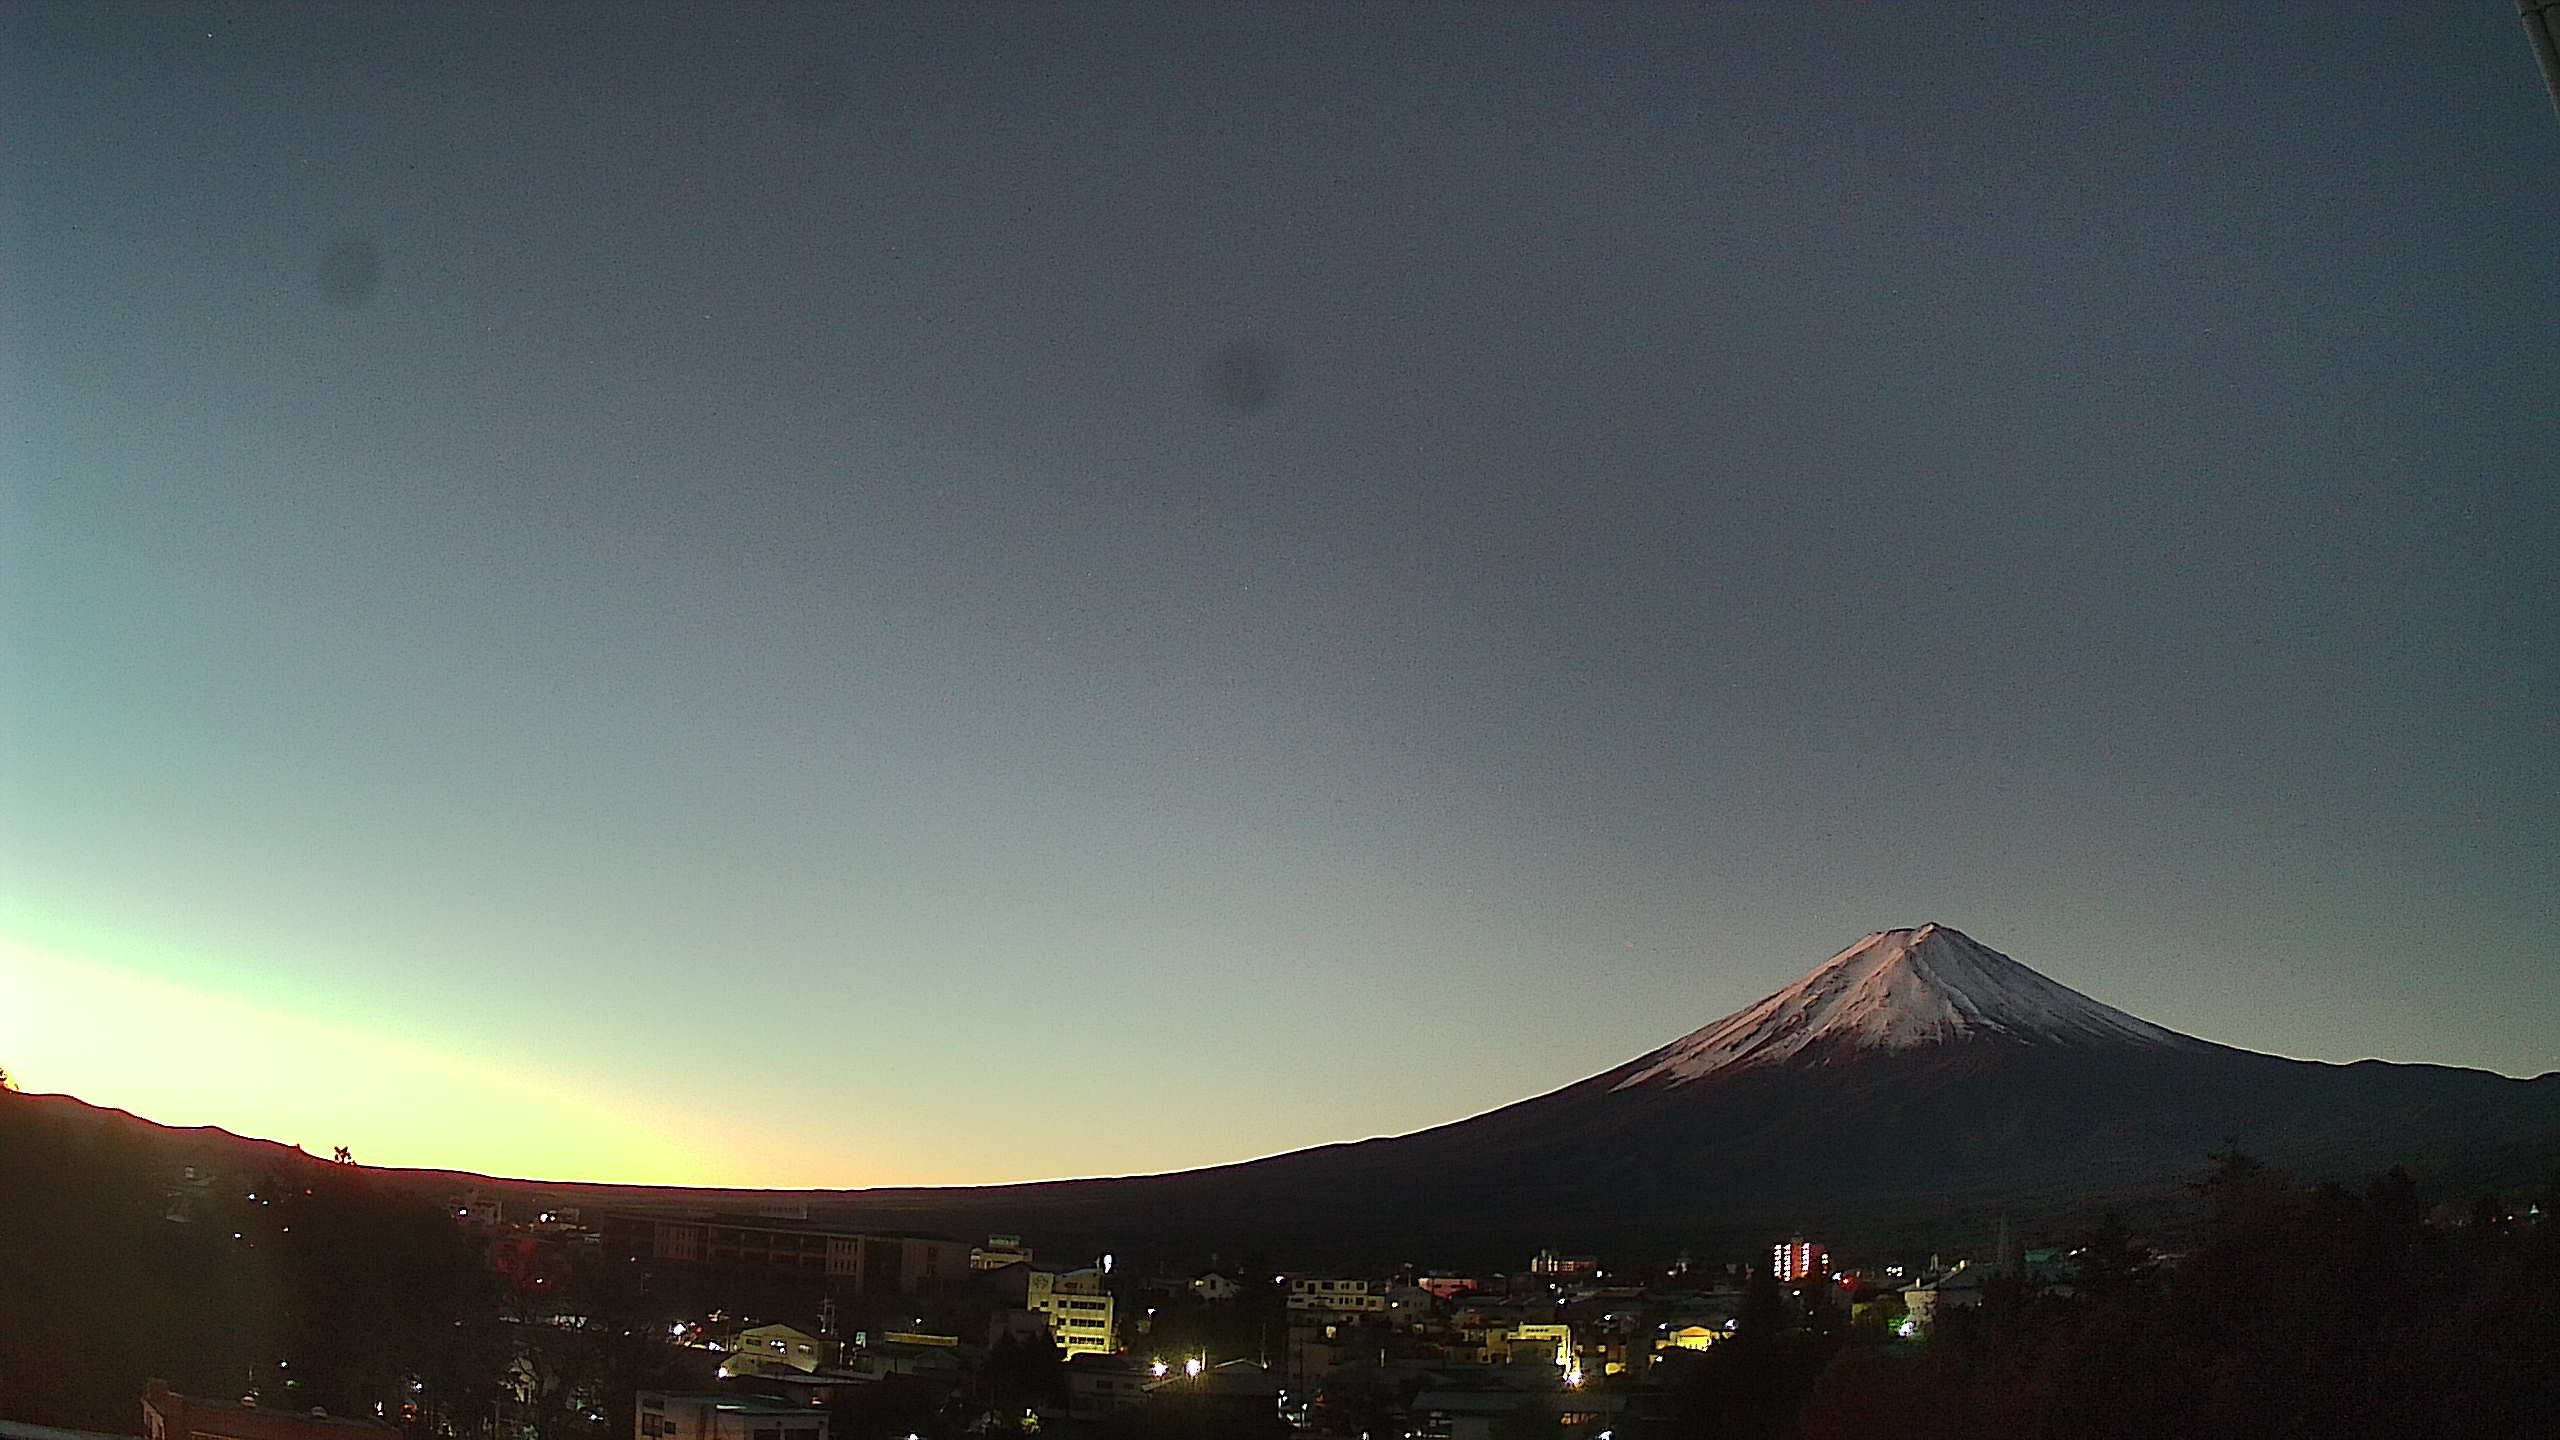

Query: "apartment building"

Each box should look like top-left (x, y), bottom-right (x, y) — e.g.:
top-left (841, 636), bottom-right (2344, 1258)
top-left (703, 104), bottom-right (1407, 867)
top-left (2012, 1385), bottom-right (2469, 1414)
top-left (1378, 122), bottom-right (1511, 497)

top-left (1028, 1266), bottom-right (1117, 1357)
top-left (600, 1214), bottom-right (963, 1296)
top-left (1286, 1277), bottom-right (1388, 1315)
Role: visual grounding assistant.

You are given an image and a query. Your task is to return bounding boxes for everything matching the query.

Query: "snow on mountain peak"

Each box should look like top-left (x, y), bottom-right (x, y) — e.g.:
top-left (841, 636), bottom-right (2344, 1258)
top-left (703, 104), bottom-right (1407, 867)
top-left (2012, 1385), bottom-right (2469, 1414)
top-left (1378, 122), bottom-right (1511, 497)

top-left (1611, 924), bottom-right (2201, 1089)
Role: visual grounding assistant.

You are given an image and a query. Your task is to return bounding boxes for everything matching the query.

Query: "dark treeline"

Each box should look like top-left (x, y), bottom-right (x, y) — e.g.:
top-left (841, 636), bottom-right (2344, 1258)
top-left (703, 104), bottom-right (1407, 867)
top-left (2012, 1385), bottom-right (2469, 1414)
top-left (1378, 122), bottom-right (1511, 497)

top-left (1655, 1150), bottom-right (2558, 1440)
top-left (0, 1095), bottom-right (508, 1432)
top-left (0, 1094), bottom-right (715, 1440)
top-left (0, 1091), bottom-right (1028, 1440)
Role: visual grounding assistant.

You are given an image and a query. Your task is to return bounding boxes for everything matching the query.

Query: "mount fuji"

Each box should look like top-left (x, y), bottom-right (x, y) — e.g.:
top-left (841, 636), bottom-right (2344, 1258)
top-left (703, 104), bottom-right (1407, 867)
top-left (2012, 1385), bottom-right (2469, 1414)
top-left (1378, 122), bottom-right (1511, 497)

top-left (43, 924), bottom-right (2542, 1260)
top-left (1609, 923), bottom-right (2210, 1085)
top-left (381, 922), bottom-right (2554, 1259)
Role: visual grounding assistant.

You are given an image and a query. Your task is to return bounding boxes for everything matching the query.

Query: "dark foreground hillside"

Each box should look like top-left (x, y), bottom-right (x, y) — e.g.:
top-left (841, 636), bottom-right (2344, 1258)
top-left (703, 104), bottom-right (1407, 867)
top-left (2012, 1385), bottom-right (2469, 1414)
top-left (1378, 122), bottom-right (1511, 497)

top-left (0, 1090), bottom-right (498, 1431)
top-left (5, 1087), bottom-right (2556, 1439)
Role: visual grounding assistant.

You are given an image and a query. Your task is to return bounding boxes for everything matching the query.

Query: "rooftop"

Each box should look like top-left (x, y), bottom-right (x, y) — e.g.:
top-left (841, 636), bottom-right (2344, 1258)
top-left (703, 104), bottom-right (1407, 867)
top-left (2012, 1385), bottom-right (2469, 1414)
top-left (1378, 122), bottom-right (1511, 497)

top-left (2, 1422), bottom-right (142, 1440)
top-left (646, 1395), bottom-right (822, 1416)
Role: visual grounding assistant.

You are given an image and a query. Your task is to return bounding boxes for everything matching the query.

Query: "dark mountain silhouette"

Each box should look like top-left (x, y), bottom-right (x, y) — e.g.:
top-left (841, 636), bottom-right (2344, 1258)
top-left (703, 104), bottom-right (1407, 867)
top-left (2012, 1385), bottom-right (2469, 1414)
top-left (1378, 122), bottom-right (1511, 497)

top-left (764, 925), bottom-right (2553, 1258)
top-left (12, 926), bottom-right (2555, 1261)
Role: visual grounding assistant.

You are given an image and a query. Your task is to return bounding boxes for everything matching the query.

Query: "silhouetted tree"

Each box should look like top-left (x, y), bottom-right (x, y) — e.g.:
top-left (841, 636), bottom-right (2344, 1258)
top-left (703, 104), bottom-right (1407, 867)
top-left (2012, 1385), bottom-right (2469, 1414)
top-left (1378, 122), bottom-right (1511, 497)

top-left (0, 1100), bottom-right (504, 1433)
top-left (2070, 1212), bottom-right (2151, 1300)
top-left (1796, 1149), bottom-right (2560, 1440)
top-left (1662, 1264), bottom-right (1846, 1440)
top-left (979, 1330), bottom-right (1063, 1419)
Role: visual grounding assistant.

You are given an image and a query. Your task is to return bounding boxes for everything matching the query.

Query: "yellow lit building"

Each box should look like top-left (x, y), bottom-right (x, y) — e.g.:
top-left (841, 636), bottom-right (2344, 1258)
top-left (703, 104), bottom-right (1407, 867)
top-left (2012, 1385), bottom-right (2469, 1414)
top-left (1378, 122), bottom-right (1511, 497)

top-left (717, 1324), bottom-right (829, 1377)
top-left (1495, 1323), bottom-right (1573, 1371)
top-left (1029, 1266), bottom-right (1116, 1357)
top-left (1657, 1324), bottom-right (1722, 1352)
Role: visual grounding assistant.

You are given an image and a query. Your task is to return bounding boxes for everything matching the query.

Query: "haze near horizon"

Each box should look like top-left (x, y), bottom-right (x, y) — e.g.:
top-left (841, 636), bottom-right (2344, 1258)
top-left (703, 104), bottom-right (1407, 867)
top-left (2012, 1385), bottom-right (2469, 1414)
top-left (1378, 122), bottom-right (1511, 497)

top-left (3, 3), bottom-right (2554, 1188)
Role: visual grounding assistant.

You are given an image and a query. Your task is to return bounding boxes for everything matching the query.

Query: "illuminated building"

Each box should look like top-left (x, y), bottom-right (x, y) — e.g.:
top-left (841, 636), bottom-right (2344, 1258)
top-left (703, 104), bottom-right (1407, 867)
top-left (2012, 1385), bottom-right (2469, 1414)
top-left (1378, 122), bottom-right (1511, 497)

top-left (1772, 1237), bottom-right (1827, 1283)
top-left (715, 1323), bottom-right (830, 1378)
top-left (1028, 1266), bottom-right (1117, 1356)
top-left (1529, 1250), bottom-right (1599, 1277)
top-left (1504, 1323), bottom-right (1574, 1371)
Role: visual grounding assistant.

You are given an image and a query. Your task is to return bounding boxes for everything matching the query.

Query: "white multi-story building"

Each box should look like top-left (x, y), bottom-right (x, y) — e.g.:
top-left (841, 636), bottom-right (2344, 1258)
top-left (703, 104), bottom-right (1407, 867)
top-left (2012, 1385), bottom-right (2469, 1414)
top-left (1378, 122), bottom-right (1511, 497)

top-left (1772, 1238), bottom-right (1827, 1283)
top-left (1029, 1266), bottom-right (1117, 1356)
top-left (1286, 1277), bottom-right (1387, 1315)
top-left (716, 1323), bottom-right (830, 1378)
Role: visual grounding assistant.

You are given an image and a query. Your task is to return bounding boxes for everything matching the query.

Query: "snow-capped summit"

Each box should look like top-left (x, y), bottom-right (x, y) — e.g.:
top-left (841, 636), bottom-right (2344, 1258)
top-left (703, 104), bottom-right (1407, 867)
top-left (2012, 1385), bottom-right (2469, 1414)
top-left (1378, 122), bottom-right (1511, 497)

top-left (1611, 923), bottom-right (2204, 1089)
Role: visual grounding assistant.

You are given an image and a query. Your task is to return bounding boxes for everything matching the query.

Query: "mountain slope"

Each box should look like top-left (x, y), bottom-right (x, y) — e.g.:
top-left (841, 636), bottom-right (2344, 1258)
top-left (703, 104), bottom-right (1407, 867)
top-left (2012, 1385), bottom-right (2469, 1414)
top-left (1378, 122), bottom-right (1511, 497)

top-left (775, 925), bottom-right (2560, 1255)
top-left (1611, 923), bottom-right (2209, 1085)
top-left (21, 925), bottom-right (2554, 1262)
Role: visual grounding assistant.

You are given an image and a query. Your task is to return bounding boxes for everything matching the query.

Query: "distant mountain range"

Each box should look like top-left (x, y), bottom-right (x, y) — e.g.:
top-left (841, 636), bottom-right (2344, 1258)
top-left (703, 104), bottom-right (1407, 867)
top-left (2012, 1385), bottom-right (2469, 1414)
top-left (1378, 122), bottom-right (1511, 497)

top-left (14, 925), bottom-right (2556, 1262)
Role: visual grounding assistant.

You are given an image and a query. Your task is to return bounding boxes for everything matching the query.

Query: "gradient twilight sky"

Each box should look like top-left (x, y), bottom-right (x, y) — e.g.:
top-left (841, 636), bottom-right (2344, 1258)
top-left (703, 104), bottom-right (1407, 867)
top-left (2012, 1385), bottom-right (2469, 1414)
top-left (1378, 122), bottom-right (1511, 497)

top-left (3, 3), bottom-right (2554, 1188)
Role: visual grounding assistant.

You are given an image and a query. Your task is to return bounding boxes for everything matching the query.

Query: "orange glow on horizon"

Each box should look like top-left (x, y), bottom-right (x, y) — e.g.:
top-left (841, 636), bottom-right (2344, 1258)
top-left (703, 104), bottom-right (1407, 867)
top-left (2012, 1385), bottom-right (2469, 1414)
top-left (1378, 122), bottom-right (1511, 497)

top-left (0, 935), bottom-right (892, 1189)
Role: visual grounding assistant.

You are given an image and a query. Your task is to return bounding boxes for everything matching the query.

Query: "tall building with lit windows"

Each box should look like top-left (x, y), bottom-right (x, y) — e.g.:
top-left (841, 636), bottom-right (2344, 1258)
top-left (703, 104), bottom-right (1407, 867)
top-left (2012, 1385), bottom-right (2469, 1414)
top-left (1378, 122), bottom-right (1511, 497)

top-left (1772, 1237), bottom-right (1827, 1282)
top-left (1028, 1266), bottom-right (1117, 1356)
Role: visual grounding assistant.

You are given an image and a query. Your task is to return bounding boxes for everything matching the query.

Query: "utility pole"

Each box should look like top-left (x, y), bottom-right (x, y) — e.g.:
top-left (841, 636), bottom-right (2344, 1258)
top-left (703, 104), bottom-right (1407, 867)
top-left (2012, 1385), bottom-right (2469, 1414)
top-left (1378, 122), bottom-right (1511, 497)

top-left (2523, 1), bottom-right (2560, 119)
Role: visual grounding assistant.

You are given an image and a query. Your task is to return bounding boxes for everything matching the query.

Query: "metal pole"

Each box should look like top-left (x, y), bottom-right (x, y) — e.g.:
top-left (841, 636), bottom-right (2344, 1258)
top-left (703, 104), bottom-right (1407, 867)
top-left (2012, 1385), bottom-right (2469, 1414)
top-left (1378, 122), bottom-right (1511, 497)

top-left (2523, 1), bottom-right (2560, 119)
